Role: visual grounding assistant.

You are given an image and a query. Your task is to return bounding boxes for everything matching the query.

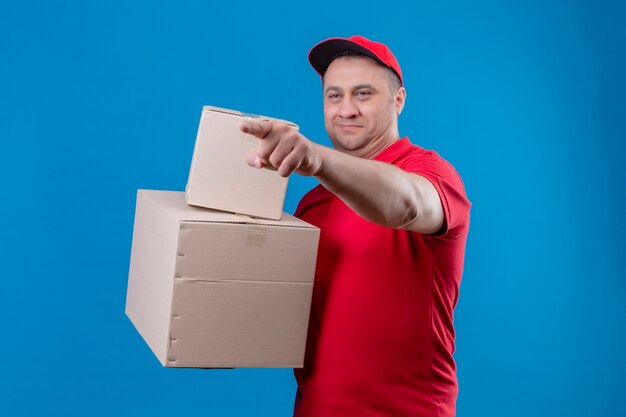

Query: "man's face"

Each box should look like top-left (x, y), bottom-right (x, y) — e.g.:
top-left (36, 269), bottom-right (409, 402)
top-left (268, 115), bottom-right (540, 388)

top-left (323, 56), bottom-right (404, 158)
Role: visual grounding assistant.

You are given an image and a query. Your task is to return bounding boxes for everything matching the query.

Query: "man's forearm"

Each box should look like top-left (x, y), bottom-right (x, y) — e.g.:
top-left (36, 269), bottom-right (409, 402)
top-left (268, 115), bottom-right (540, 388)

top-left (313, 144), bottom-right (444, 234)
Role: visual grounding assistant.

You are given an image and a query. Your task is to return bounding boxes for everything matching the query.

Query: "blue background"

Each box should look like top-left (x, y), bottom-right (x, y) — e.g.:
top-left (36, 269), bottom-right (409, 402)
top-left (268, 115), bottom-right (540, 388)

top-left (1, 0), bottom-right (624, 415)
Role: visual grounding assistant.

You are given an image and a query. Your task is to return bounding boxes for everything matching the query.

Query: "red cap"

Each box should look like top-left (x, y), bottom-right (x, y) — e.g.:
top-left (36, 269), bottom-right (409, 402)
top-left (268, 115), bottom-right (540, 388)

top-left (308, 35), bottom-right (403, 86)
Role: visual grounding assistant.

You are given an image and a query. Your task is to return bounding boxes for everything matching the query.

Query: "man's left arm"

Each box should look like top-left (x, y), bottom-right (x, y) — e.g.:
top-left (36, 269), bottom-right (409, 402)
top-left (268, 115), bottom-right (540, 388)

top-left (239, 120), bottom-right (445, 235)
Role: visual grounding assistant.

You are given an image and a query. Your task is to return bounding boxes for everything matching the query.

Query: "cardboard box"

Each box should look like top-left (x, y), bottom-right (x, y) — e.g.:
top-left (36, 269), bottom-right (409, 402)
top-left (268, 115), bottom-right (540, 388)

top-left (186, 106), bottom-right (298, 220)
top-left (125, 190), bottom-right (319, 368)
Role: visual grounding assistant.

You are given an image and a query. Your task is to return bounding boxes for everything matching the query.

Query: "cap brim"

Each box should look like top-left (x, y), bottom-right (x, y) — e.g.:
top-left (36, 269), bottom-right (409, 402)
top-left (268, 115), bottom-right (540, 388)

top-left (308, 38), bottom-right (384, 77)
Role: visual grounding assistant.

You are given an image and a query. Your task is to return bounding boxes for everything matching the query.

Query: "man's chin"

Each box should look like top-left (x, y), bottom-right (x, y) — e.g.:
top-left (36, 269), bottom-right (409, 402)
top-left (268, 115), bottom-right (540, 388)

top-left (331, 134), bottom-right (368, 153)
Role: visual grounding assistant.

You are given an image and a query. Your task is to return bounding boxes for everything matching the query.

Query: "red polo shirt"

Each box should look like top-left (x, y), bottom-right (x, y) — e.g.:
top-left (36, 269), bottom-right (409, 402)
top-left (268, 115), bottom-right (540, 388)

top-left (293, 137), bottom-right (471, 417)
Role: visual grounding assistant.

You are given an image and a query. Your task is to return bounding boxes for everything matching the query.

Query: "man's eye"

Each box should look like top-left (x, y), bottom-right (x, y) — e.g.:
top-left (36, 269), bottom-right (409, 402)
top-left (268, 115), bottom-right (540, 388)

top-left (328, 93), bottom-right (341, 100)
top-left (355, 91), bottom-right (372, 97)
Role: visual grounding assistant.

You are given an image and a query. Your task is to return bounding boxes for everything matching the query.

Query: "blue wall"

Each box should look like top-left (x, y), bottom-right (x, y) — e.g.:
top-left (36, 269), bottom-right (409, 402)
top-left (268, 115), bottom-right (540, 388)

top-left (1, 1), bottom-right (624, 415)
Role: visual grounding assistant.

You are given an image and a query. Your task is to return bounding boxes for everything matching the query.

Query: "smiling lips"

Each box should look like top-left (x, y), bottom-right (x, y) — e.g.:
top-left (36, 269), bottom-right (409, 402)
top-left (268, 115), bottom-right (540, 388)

top-left (337, 123), bottom-right (363, 129)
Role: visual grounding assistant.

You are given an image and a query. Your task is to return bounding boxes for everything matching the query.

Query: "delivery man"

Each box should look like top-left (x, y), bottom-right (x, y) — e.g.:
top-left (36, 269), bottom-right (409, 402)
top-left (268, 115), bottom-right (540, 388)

top-left (239, 35), bottom-right (471, 417)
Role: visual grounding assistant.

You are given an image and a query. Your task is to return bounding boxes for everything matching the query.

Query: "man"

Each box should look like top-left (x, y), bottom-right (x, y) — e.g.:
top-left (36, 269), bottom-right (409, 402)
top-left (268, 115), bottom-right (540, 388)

top-left (239, 35), bottom-right (471, 417)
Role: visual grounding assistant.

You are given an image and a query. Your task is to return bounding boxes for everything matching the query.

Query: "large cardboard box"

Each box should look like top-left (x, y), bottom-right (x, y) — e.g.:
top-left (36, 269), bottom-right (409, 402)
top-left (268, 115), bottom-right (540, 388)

top-left (186, 106), bottom-right (298, 220)
top-left (125, 190), bottom-right (319, 368)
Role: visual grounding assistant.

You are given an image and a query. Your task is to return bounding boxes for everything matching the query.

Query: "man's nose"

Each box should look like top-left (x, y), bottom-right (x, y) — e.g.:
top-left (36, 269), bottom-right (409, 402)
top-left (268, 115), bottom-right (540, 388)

top-left (337, 97), bottom-right (358, 118)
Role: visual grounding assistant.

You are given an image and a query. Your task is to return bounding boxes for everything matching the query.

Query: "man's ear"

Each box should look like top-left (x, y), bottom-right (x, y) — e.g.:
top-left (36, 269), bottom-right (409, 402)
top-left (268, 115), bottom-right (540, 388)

top-left (395, 87), bottom-right (406, 115)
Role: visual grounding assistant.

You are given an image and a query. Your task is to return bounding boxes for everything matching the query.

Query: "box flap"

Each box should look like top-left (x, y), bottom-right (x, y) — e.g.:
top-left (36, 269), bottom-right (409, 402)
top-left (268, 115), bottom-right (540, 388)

top-left (203, 105), bottom-right (299, 129)
top-left (141, 190), bottom-right (317, 229)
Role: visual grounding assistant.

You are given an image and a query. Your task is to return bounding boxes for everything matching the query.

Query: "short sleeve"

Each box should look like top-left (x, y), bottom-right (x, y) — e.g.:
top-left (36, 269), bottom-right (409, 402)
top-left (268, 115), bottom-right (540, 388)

top-left (397, 150), bottom-right (471, 238)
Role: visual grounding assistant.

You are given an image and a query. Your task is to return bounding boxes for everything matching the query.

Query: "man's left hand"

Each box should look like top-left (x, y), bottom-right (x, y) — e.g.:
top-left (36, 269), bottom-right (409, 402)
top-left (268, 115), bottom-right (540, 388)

top-left (239, 120), bottom-right (324, 178)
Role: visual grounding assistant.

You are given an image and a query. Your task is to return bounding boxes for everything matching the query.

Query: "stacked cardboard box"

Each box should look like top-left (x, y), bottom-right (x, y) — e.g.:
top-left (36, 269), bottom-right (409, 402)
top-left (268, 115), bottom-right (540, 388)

top-left (186, 106), bottom-right (296, 220)
top-left (125, 106), bottom-right (320, 368)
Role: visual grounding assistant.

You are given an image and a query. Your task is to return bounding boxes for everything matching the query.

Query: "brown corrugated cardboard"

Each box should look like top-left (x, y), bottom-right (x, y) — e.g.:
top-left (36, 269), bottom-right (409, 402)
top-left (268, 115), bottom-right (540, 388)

top-left (186, 106), bottom-right (298, 220)
top-left (126, 189), bottom-right (319, 368)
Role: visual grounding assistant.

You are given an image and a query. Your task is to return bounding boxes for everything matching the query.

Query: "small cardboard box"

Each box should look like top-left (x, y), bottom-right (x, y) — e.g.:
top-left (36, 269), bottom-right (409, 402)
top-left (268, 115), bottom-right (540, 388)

top-left (125, 190), bottom-right (319, 368)
top-left (186, 106), bottom-right (298, 220)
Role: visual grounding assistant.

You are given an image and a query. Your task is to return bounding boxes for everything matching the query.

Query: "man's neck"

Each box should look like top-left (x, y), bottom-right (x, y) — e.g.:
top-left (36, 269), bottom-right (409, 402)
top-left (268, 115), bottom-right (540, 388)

top-left (355, 130), bottom-right (401, 159)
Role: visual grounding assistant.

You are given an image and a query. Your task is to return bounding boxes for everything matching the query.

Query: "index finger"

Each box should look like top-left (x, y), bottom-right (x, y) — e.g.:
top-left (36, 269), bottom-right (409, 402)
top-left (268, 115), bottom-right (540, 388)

top-left (239, 120), bottom-right (273, 139)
